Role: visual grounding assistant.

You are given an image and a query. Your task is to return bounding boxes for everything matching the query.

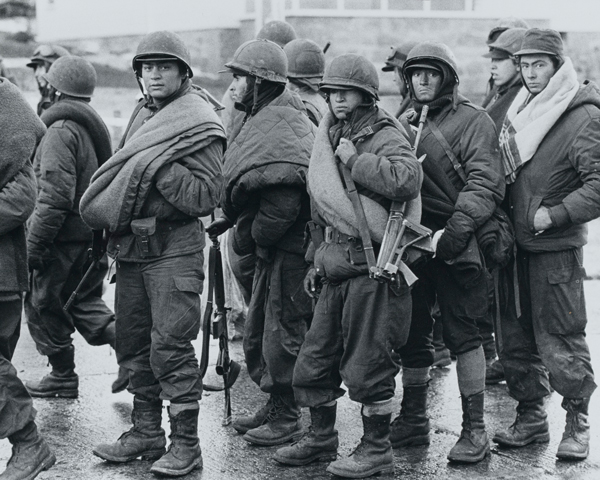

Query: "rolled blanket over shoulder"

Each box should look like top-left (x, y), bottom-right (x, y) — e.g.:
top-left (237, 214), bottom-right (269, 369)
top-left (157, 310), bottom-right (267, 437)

top-left (307, 111), bottom-right (420, 243)
top-left (0, 79), bottom-right (46, 190)
top-left (80, 91), bottom-right (226, 233)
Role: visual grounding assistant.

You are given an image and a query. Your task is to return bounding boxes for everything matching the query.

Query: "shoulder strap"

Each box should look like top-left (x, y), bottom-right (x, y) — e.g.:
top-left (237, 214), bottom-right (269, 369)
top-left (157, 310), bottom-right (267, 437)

top-left (350, 118), bottom-right (396, 144)
top-left (427, 119), bottom-right (468, 185)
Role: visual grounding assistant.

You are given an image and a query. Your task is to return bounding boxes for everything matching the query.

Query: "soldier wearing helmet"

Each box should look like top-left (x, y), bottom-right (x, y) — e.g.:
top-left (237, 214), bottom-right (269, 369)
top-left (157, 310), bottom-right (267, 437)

top-left (207, 38), bottom-right (315, 447)
top-left (86, 31), bottom-right (227, 476)
top-left (275, 53), bottom-right (422, 478)
top-left (23, 56), bottom-right (128, 402)
top-left (26, 44), bottom-right (70, 115)
top-left (390, 42), bottom-right (504, 464)
top-left (382, 41), bottom-right (417, 118)
top-left (284, 38), bottom-right (328, 126)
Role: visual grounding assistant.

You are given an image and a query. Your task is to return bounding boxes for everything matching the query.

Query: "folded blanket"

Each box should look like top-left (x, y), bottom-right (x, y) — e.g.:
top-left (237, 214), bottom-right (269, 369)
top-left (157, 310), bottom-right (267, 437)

top-left (500, 57), bottom-right (579, 184)
top-left (80, 91), bottom-right (226, 233)
top-left (308, 111), bottom-right (420, 243)
top-left (0, 79), bottom-right (46, 190)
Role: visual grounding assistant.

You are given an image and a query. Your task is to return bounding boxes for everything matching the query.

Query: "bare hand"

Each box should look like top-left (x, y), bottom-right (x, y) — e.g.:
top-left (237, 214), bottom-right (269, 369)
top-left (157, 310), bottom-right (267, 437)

top-left (206, 217), bottom-right (233, 239)
top-left (533, 206), bottom-right (552, 232)
top-left (335, 138), bottom-right (357, 165)
top-left (303, 266), bottom-right (322, 298)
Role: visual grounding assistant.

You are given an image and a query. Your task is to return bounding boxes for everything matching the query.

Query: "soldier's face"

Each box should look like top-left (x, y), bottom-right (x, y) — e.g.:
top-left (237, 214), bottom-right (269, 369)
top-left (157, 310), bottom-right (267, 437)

top-left (329, 88), bottom-right (364, 120)
top-left (230, 74), bottom-right (248, 101)
top-left (34, 64), bottom-right (48, 88)
top-left (411, 68), bottom-right (443, 102)
top-left (141, 60), bottom-right (185, 100)
top-left (520, 54), bottom-right (557, 95)
top-left (491, 57), bottom-right (519, 87)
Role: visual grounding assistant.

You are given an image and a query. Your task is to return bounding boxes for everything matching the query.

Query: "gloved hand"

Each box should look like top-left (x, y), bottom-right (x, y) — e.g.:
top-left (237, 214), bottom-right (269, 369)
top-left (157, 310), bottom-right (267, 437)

top-left (206, 217), bottom-right (233, 239)
top-left (435, 226), bottom-right (470, 261)
top-left (303, 266), bottom-right (322, 298)
top-left (28, 245), bottom-right (52, 272)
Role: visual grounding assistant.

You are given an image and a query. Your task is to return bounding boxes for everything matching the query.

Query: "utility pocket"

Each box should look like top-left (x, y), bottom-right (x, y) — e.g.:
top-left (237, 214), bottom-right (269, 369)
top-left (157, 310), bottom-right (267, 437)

top-left (166, 276), bottom-right (203, 339)
top-left (544, 265), bottom-right (587, 335)
top-left (130, 217), bottom-right (161, 258)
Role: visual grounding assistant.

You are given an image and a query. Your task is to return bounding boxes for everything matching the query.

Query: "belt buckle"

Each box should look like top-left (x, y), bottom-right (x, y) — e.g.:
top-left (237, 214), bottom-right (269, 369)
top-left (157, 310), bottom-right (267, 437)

top-left (325, 226), bottom-right (334, 243)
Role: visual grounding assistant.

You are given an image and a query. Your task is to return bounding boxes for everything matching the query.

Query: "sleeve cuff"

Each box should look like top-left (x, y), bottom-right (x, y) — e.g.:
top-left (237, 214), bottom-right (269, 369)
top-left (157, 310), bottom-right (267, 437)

top-left (548, 204), bottom-right (571, 228)
top-left (345, 153), bottom-right (359, 170)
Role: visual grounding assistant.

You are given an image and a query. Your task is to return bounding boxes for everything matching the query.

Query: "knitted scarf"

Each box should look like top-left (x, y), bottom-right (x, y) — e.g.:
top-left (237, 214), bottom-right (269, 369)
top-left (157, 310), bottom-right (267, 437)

top-left (499, 57), bottom-right (579, 184)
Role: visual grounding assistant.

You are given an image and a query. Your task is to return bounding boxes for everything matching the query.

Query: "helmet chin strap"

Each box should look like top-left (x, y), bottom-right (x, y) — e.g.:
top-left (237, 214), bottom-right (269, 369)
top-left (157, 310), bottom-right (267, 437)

top-left (251, 77), bottom-right (262, 116)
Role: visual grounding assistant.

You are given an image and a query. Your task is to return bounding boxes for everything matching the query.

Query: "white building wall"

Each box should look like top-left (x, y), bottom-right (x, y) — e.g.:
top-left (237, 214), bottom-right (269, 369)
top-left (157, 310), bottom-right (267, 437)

top-left (35, 0), bottom-right (245, 41)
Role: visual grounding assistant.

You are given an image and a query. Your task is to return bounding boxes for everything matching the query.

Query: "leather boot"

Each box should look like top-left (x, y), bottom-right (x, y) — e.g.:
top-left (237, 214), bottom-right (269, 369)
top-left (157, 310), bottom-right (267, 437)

top-left (243, 393), bottom-right (302, 446)
top-left (447, 391), bottom-right (490, 463)
top-left (485, 359), bottom-right (505, 385)
top-left (93, 397), bottom-right (166, 462)
top-left (26, 345), bottom-right (78, 398)
top-left (150, 407), bottom-right (202, 476)
top-left (493, 398), bottom-right (549, 447)
top-left (0, 421), bottom-right (55, 480)
top-left (232, 395), bottom-right (273, 434)
top-left (274, 404), bottom-right (338, 465)
top-left (97, 321), bottom-right (130, 394)
top-left (326, 411), bottom-right (393, 478)
top-left (391, 383), bottom-right (430, 448)
top-left (556, 397), bottom-right (590, 460)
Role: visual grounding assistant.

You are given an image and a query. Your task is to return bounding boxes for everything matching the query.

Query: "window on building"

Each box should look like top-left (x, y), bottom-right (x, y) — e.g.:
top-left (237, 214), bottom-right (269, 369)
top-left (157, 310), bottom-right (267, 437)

top-left (344, 0), bottom-right (381, 9)
top-left (431, 0), bottom-right (465, 10)
top-left (388, 0), bottom-right (423, 10)
top-left (299, 0), bottom-right (338, 8)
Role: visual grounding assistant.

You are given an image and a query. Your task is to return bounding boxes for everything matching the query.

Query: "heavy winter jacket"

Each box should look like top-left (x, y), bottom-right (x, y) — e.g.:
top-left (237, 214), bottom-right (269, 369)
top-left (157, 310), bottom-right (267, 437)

top-left (81, 84), bottom-right (226, 262)
top-left (486, 76), bottom-right (523, 134)
top-left (0, 79), bottom-right (46, 294)
top-left (221, 89), bottom-right (315, 257)
top-left (27, 101), bottom-right (109, 261)
top-left (295, 87), bottom-right (328, 126)
top-left (509, 82), bottom-right (600, 252)
top-left (409, 95), bottom-right (505, 259)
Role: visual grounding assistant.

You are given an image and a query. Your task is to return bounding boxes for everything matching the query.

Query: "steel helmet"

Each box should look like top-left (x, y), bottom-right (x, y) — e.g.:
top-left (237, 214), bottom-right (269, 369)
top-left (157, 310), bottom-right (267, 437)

top-left (27, 44), bottom-right (70, 69)
top-left (256, 20), bottom-right (297, 47)
top-left (284, 39), bottom-right (325, 78)
top-left (320, 54), bottom-right (379, 100)
top-left (132, 31), bottom-right (193, 77)
top-left (43, 55), bottom-right (97, 98)
top-left (224, 39), bottom-right (288, 84)
top-left (382, 41), bottom-right (418, 71)
top-left (402, 42), bottom-right (459, 86)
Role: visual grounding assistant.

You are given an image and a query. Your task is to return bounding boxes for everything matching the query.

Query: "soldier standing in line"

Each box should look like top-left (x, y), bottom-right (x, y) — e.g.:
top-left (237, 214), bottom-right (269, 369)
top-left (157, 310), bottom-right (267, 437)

top-left (275, 53), bottom-right (422, 478)
top-left (381, 41), bottom-right (417, 118)
top-left (393, 42), bottom-right (504, 463)
top-left (24, 56), bottom-right (128, 398)
top-left (83, 31), bottom-right (226, 476)
top-left (208, 39), bottom-right (315, 447)
top-left (26, 44), bottom-right (70, 115)
top-left (284, 38), bottom-right (328, 126)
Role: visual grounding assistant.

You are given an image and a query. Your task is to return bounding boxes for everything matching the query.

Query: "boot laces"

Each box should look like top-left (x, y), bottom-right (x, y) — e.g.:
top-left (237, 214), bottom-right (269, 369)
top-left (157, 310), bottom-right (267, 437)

top-left (265, 396), bottom-right (285, 422)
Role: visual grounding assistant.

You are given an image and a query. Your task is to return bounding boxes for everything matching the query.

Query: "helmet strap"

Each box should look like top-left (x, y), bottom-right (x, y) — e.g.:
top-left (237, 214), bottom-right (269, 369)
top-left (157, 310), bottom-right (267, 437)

top-left (252, 77), bottom-right (262, 116)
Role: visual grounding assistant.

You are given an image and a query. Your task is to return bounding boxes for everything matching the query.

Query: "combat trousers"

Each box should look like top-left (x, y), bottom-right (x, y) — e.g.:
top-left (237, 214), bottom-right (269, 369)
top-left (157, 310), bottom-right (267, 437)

top-left (115, 252), bottom-right (204, 403)
top-left (24, 241), bottom-right (114, 356)
top-left (293, 275), bottom-right (411, 407)
top-left (501, 247), bottom-right (596, 401)
top-left (244, 249), bottom-right (312, 395)
top-left (400, 258), bottom-right (487, 368)
top-left (227, 232), bottom-right (255, 305)
top-left (0, 297), bottom-right (36, 438)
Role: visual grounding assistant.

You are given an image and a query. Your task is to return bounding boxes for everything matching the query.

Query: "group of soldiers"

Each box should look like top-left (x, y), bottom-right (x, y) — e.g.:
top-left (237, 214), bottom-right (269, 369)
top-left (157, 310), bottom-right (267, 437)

top-left (0, 14), bottom-right (598, 480)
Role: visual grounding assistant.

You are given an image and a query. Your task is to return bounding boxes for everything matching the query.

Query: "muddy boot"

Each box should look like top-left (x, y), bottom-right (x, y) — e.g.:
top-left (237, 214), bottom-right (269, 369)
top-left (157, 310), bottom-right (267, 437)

top-left (492, 398), bottom-right (549, 447)
top-left (232, 395), bottom-right (273, 434)
top-left (556, 397), bottom-right (590, 460)
top-left (274, 404), bottom-right (338, 465)
top-left (391, 383), bottom-right (430, 448)
top-left (447, 391), bottom-right (490, 463)
top-left (327, 410), bottom-right (393, 478)
top-left (0, 421), bottom-right (55, 480)
top-left (243, 393), bottom-right (302, 446)
top-left (150, 406), bottom-right (202, 476)
top-left (485, 358), bottom-right (505, 385)
top-left (26, 345), bottom-right (78, 398)
top-left (93, 397), bottom-right (166, 462)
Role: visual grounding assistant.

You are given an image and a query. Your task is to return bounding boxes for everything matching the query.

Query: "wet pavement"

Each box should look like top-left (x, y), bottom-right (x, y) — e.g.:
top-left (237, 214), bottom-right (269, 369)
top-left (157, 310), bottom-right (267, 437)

top-left (3, 279), bottom-right (600, 479)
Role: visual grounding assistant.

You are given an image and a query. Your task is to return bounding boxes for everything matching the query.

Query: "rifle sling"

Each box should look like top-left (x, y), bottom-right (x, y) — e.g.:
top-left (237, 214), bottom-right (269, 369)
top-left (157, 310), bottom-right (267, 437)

top-left (426, 119), bottom-right (468, 185)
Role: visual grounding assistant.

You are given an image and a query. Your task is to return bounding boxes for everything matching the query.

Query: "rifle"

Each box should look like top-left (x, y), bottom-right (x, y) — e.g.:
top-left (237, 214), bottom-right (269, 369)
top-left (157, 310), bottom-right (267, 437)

top-left (63, 259), bottom-right (98, 311)
top-left (197, 86), bottom-right (226, 112)
top-left (199, 218), bottom-right (241, 426)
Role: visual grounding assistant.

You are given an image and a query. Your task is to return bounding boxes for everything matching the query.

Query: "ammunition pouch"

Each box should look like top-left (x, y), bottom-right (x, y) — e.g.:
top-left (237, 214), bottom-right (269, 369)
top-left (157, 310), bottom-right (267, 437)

top-left (130, 216), bottom-right (157, 257)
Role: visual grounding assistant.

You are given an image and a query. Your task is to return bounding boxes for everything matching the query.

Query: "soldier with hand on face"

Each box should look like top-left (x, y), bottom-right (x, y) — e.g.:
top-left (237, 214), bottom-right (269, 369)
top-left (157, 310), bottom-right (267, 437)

top-left (381, 41), bottom-right (417, 118)
top-left (26, 44), bottom-right (70, 115)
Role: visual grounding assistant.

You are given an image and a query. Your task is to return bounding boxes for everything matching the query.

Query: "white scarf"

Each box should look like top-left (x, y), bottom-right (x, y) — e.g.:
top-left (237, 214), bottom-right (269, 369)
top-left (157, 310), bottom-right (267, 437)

top-left (499, 57), bottom-right (579, 184)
